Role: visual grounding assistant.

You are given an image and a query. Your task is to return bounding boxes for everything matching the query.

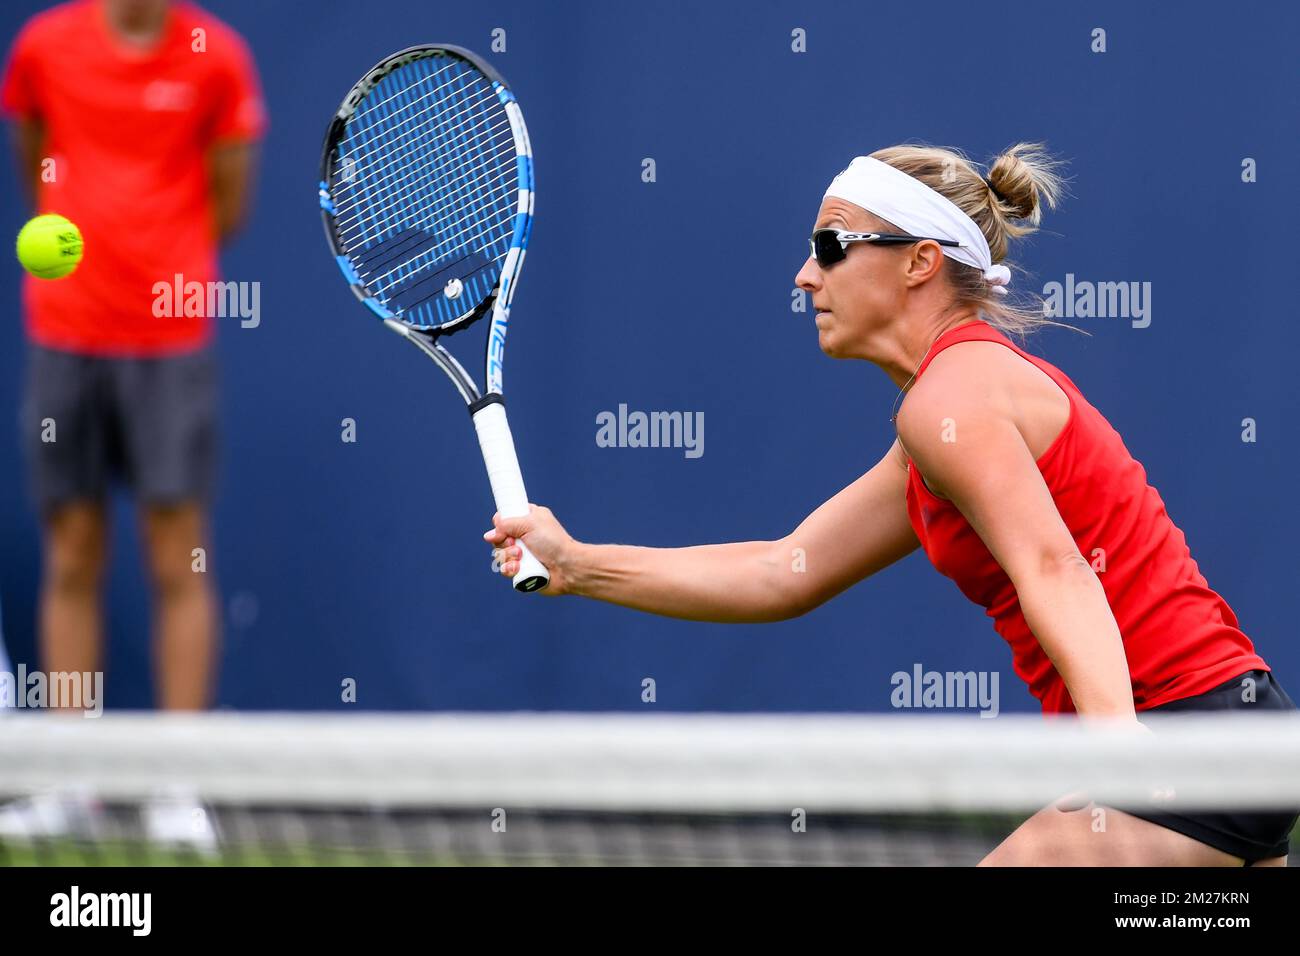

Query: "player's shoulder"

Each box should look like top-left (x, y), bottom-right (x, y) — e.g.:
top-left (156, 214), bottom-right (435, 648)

top-left (13, 0), bottom-right (90, 50)
top-left (895, 340), bottom-right (1026, 467)
top-left (925, 336), bottom-right (1025, 379)
top-left (901, 339), bottom-right (1017, 422)
top-left (176, 2), bottom-right (257, 66)
top-left (161, 0), bottom-right (254, 85)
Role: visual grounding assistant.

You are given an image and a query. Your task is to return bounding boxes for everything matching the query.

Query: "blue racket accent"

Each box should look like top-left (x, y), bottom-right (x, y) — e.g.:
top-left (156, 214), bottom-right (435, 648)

top-left (334, 255), bottom-right (360, 285)
top-left (512, 209), bottom-right (530, 249)
top-left (364, 297), bottom-right (395, 319)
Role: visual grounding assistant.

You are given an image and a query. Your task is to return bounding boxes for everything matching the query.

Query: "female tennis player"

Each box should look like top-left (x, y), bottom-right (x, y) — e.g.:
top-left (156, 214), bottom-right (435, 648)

top-left (483, 142), bottom-right (1298, 867)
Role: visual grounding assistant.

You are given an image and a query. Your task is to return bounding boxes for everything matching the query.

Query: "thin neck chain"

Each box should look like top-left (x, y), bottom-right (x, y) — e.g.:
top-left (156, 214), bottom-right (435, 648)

top-left (889, 362), bottom-right (923, 424)
top-left (889, 318), bottom-right (984, 424)
top-left (889, 328), bottom-right (946, 424)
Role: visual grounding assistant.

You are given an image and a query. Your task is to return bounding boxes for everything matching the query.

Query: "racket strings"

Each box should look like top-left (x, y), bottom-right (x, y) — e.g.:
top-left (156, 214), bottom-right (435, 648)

top-left (363, 206), bottom-right (515, 294)
top-left (332, 118), bottom-right (514, 241)
top-left (334, 87), bottom-right (504, 186)
top-left (340, 159), bottom-right (517, 265)
top-left (340, 59), bottom-right (462, 133)
top-left (332, 111), bottom-right (510, 220)
top-left (328, 53), bottom-right (527, 329)
top-left (331, 111), bottom-right (509, 228)
top-left (339, 62), bottom-right (493, 158)
top-left (338, 76), bottom-right (520, 300)
top-left (337, 67), bottom-right (512, 238)
top-left (380, 249), bottom-right (510, 323)
top-left (346, 221), bottom-right (452, 275)
top-left (343, 143), bottom-right (516, 293)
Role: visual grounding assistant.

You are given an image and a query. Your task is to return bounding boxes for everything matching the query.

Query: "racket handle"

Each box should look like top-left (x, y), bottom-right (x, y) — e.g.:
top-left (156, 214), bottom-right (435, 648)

top-left (471, 399), bottom-right (550, 592)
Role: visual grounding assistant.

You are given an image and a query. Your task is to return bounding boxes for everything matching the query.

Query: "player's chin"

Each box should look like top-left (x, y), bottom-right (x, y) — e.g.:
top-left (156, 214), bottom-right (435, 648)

top-left (816, 327), bottom-right (842, 358)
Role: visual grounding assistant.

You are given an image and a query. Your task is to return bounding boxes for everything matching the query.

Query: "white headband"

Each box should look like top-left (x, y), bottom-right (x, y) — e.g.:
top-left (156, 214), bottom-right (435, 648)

top-left (823, 156), bottom-right (1011, 294)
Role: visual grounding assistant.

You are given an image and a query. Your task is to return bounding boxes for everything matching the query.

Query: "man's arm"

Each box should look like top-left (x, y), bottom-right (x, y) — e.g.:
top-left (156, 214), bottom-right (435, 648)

top-left (208, 141), bottom-right (257, 243)
top-left (10, 116), bottom-right (45, 206)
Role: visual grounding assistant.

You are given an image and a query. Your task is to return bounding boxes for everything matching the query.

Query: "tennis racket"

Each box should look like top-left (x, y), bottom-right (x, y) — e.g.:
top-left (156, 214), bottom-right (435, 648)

top-left (318, 44), bottom-right (548, 592)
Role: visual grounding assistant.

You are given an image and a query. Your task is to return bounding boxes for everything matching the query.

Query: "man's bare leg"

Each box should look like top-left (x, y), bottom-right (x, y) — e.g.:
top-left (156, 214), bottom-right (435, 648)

top-left (40, 501), bottom-right (108, 684)
top-left (142, 503), bottom-right (218, 710)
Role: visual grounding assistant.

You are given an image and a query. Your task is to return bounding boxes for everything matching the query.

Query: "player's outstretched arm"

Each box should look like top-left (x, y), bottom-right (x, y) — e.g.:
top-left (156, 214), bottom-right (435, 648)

top-left (483, 440), bottom-right (920, 622)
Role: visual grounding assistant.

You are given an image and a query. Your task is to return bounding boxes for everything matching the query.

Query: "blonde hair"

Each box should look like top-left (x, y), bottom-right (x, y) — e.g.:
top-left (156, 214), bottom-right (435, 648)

top-left (868, 142), bottom-right (1071, 338)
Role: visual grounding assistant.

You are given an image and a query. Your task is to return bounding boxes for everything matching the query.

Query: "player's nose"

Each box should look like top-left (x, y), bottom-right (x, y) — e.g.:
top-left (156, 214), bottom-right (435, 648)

top-left (795, 256), bottom-right (822, 296)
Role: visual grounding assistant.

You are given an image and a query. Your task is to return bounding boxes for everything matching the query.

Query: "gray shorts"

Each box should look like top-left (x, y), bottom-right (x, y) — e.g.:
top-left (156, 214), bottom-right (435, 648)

top-left (21, 345), bottom-right (219, 513)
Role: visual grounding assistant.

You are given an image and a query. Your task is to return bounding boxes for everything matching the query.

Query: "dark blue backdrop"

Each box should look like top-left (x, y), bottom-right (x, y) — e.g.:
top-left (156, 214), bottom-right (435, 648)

top-left (2, 0), bottom-right (1296, 712)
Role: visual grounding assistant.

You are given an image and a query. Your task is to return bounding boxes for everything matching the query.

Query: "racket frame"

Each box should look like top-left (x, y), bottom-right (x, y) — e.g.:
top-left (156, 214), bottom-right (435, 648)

top-left (318, 44), bottom-right (548, 592)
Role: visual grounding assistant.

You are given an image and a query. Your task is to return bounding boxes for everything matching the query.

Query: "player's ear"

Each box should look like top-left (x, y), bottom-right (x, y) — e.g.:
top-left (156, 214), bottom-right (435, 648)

top-left (903, 239), bottom-right (946, 288)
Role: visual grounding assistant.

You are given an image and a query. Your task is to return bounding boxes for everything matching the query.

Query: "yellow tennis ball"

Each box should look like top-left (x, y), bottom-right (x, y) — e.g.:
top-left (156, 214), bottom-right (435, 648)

top-left (16, 213), bottom-right (84, 280)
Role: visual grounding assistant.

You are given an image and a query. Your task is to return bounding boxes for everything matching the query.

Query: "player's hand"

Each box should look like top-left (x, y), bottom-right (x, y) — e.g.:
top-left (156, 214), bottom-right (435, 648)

top-left (484, 504), bottom-right (576, 594)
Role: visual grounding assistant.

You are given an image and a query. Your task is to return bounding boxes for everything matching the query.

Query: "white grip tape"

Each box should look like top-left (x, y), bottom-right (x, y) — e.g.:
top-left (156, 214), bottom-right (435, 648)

top-left (471, 402), bottom-right (550, 591)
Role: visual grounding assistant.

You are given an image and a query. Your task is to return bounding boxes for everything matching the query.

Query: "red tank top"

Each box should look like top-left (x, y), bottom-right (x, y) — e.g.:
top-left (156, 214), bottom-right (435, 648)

top-left (903, 320), bottom-right (1266, 714)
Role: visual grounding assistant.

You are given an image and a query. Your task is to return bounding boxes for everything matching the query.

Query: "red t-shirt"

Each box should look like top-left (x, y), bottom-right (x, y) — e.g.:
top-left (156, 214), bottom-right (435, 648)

top-left (904, 320), bottom-right (1267, 714)
top-left (1, 0), bottom-right (266, 355)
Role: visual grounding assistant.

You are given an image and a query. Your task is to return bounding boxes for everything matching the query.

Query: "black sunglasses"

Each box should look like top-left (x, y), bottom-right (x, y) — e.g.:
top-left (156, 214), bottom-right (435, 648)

top-left (808, 227), bottom-right (963, 268)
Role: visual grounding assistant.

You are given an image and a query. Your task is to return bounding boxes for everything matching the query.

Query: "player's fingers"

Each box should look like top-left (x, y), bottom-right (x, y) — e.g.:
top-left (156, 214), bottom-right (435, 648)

top-left (492, 512), bottom-right (534, 538)
top-left (491, 539), bottom-right (523, 571)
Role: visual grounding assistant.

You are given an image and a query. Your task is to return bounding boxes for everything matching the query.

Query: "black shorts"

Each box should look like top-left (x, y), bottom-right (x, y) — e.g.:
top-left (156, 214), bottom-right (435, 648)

top-left (1121, 669), bottom-right (1299, 864)
top-left (21, 344), bottom-right (219, 512)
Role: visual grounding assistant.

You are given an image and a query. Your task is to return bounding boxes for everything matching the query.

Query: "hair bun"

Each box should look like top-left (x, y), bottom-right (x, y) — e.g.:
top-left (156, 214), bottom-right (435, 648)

top-left (986, 143), bottom-right (1065, 225)
top-left (982, 175), bottom-right (1012, 206)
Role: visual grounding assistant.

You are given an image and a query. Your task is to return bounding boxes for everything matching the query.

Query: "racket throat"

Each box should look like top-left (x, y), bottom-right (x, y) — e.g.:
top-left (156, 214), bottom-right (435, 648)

top-left (385, 319), bottom-right (480, 404)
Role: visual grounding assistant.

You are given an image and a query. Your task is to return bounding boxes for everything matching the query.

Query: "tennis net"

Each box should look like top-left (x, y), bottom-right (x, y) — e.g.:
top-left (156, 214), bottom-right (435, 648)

top-left (1, 712), bottom-right (1298, 866)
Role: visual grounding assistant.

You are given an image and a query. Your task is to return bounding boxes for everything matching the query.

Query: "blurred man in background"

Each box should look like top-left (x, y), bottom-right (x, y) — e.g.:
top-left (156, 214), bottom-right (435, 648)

top-left (2, 0), bottom-right (266, 711)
